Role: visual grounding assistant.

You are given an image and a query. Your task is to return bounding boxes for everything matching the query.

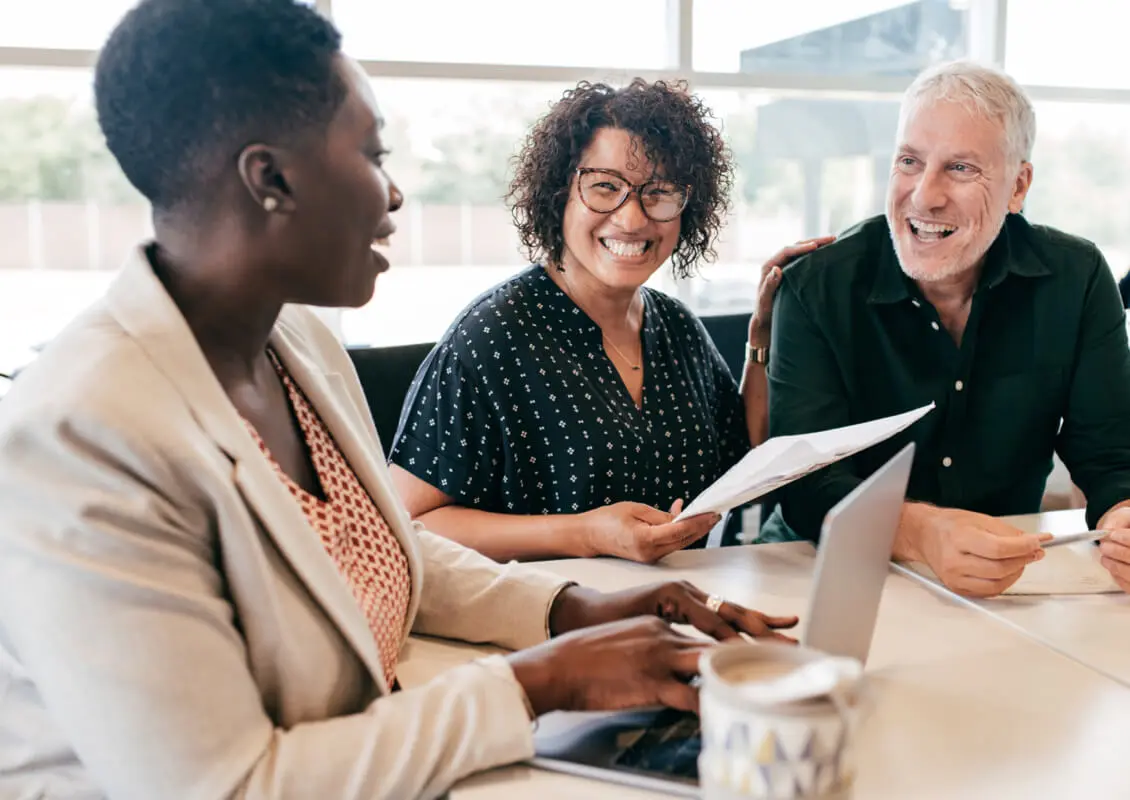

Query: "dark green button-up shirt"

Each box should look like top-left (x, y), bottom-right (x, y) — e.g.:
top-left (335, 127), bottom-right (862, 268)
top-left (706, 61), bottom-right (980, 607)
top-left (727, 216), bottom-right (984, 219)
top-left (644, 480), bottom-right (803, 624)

top-left (765, 213), bottom-right (1130, 541)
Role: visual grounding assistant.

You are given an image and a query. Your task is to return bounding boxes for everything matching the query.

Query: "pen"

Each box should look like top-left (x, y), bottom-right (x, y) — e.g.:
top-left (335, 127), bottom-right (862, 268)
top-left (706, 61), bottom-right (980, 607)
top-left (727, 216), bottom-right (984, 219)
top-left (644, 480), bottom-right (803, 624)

top-left (1039, 530), bottom-right (1109, 549)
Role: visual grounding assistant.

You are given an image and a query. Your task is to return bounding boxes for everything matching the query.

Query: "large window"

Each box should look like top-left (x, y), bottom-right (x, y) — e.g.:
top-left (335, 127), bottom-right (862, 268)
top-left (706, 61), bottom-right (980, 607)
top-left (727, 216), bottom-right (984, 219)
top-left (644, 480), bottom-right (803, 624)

top-left (1, 0), bottom-right (1129, 372)
top-left (1005, 0), bottom-right (1129, 90)
top-left (0, 67), bottom-right (144, 374)
top-left (342, 79), bottom-right (568, 346)
top-left (0, 1), bottom-right (136, 49)
top-left (334, 0), bottom-right (668, 68)
top-left (693, 0), bottom-right (987, 74)
top-left (1025, 102), bottom-right (1130, 270)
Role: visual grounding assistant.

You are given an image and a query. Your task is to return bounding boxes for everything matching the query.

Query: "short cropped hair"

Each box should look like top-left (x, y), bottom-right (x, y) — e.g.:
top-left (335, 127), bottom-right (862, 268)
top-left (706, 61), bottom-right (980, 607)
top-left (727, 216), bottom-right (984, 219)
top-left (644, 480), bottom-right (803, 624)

top-left (507, 79), bottom-right (733, 279)
top-left (94, 0), bottom-right (346, 211)
top-left (900, 60), bottom-right (1036, 164)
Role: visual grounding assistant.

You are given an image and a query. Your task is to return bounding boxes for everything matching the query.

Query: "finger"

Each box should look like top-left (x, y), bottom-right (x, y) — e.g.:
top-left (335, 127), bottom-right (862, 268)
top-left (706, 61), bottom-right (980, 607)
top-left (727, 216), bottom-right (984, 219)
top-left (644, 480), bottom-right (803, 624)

top-left (765, 239), bottom-right (827, 268)
top-left (666, 644), bottom-right (710, 676)
top-left (1101, 555), bottom-right (1128, 577)
top-left (1099, 539), bottom-right (1130, 566)
top-left (757, 267), bottom-right (783, 310)
top-left (751, 611), bottom-right (801, 630)
top-left (681, 599), bottom-right (741, 642)
top-left (969, 516), bottom-right (1041, 541)
top-left (710, 596), bottom-right (800, 634)
top-left (798, 235), bottom-right (837, 247)
top-left (643, 528), bottom-right (716, 563)
top-left (758, 257), bottom-right (775, 283)
top-left (668, 498), bottom-right (684, 516)
top-left (639, 517), bottom-right (704, 562)
top-left (629, 503), bottom-right (674, 526)
top-left (1104, 530), bottom-right (1130, 550)
top-left (758, 265), bottom-right (782, 292)
top-left (959, 551), bottom-right (1042, 581)
top-left (649, 516), bottom-right (718, 549)
top-left (950, 565), bottom-right (1027, 598)
top-left (1100, 556), bottom-right (1130, 591)
top-left (959, 529), bottom-right (1045, 560)
top-left (656, 680), bottom-right (699, 713)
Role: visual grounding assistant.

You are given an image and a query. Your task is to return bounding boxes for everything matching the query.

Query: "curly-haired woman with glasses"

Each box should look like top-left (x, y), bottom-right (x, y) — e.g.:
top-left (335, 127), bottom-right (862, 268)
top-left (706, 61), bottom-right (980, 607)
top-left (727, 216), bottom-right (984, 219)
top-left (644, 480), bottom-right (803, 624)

top-left (390, 79), bottom-right (831, 563)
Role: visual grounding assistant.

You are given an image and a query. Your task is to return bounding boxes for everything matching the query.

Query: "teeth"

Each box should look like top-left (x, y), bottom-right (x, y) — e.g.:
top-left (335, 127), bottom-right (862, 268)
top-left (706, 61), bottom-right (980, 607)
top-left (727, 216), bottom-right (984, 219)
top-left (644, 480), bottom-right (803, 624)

top-left (602, 238), bottom-right (648, 257)
top-left (373, 237), bottom-right (390, 247)
top-left (909, 219), bottom-right (956, 235)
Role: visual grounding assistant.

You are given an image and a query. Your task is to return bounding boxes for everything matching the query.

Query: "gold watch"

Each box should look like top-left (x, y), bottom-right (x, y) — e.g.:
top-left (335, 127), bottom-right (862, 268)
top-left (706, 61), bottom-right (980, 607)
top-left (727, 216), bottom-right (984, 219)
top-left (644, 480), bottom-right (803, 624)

top-left (745, 341), bottom-right (769, 365)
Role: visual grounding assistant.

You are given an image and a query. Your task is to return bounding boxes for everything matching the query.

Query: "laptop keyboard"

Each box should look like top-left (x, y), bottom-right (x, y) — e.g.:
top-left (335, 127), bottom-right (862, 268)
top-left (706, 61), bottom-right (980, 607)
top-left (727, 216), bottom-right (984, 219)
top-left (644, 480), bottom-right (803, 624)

top-left (612, 708), bottom-right (702, 779)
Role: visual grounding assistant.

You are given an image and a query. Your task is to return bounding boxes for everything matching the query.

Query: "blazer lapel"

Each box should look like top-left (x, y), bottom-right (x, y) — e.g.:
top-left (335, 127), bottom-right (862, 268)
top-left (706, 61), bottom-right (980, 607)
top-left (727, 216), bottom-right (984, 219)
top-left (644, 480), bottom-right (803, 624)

top-left (268, 325), bottom-right (425, 632)
top-left (230, 454), bottom-right (389, 690)
top-left (104, 247), bottom-right (389, 690)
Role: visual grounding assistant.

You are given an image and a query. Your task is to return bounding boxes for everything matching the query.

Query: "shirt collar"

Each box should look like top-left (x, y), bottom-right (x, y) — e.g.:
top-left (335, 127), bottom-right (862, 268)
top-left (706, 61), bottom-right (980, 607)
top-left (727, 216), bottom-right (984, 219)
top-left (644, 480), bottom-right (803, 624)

top-left (526, 265), bottom-right (604, 343)
top-left (528, 264), bottom-right (657, 345)
top-left (868, 213), bottom-right (1051, 305)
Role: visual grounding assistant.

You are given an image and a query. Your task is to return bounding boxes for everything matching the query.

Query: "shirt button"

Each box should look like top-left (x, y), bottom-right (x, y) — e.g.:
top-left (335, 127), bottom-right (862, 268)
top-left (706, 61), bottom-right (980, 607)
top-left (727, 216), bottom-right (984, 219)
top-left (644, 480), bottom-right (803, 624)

top-left (954, 380), bottom-right (964, 391)
top-left (931, 321), bottom-right (940, 331)
top-left (942, 456), bottom-right (953, 468)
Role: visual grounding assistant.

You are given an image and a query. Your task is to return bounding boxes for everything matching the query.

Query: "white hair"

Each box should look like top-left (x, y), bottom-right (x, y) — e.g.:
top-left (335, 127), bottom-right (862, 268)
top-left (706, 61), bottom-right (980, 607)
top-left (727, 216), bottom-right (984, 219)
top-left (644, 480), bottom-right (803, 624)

top-left (899, 60), bottom-right (1036, 164)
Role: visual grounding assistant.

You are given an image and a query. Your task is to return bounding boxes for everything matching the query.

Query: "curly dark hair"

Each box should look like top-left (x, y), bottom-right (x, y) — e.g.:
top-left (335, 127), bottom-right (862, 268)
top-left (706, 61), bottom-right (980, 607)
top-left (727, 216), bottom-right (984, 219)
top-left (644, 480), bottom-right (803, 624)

top-left (507, 78), bottom-right (733, 279)
top-left (94, 0), bottom-right (345, 212)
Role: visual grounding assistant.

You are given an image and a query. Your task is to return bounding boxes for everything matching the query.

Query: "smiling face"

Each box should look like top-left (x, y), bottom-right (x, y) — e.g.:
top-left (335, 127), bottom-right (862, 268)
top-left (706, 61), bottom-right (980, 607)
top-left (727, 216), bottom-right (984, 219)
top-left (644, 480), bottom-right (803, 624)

top-left (275, 56), bottom-right (402, 308)
top-left (560, 127), bottom-right (683, 291)
top-left (886, 99), bottom-right (1033, 284)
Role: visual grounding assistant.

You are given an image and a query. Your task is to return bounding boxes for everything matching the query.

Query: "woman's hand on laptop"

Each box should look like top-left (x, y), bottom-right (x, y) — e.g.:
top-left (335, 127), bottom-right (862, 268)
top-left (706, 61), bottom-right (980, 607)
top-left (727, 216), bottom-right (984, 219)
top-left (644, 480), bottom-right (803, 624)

top-left (506, 583), bottom-right (799, 716)
top-left (548, 581), bottom-right (798, 644)
top-left (899, 504), bottom-right (1051, 597)
top-left (507, 616), bottom-right (709, 715)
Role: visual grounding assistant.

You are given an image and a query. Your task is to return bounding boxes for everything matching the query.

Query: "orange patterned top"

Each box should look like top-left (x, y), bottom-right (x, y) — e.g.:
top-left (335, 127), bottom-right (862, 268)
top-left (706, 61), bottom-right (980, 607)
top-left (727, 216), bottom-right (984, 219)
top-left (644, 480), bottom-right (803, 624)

top-left (245, 350), bottom-right (412, 688)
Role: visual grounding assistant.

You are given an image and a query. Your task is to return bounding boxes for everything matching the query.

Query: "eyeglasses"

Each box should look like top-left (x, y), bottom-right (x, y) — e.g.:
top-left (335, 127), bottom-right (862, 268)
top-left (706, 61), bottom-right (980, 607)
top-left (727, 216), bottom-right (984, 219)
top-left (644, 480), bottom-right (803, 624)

top-left (575, 168), bottom-right (690, 223)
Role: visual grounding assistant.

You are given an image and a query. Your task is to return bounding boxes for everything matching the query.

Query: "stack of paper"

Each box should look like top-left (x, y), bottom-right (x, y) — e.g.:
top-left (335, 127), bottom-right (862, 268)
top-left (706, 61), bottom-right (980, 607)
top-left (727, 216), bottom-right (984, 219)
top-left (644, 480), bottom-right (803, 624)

top-left (674, 403), bottom-right (935, 522)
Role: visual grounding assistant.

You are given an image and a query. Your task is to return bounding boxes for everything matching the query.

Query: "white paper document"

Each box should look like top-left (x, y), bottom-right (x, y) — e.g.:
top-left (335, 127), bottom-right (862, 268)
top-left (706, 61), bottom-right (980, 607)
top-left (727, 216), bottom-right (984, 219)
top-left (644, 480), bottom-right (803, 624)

top-left (906, 541), bottom-right (1121, 595)
top-left (674, 402), bottom-right (935, 522)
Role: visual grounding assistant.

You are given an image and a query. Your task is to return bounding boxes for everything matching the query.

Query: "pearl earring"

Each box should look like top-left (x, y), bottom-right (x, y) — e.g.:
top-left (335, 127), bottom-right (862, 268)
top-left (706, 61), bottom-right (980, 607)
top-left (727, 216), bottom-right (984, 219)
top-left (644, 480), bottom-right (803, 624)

top-left (263, 197), bottom-right (278, 212)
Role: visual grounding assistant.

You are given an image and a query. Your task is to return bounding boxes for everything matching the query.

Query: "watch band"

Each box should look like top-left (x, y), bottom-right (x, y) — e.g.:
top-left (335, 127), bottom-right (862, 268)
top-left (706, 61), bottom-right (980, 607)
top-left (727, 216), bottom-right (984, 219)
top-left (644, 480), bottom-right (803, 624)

top-left (745, 341), bottom-right (769, 365)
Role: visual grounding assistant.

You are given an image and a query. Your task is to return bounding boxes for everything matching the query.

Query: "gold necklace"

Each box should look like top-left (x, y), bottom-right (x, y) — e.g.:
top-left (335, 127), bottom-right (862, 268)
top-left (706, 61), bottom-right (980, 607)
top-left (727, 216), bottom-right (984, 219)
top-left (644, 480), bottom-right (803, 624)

top-left (554, 268), bottom-right (644, 372)
top-left (603, 334), bottom-right (641, 371)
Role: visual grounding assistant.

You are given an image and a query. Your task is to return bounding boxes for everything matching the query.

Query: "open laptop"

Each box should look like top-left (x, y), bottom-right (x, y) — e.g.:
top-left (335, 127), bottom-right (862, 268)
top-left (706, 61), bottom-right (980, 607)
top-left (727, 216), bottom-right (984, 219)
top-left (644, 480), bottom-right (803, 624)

top-left (527, 443), bottom-right (915, 797)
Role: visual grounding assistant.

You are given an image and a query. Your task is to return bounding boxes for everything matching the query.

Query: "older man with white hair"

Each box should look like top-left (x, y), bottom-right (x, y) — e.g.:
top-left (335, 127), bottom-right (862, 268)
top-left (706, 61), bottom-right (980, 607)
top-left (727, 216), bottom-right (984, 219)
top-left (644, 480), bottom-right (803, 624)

top-left (763, 60), bottom-right (1130, 598)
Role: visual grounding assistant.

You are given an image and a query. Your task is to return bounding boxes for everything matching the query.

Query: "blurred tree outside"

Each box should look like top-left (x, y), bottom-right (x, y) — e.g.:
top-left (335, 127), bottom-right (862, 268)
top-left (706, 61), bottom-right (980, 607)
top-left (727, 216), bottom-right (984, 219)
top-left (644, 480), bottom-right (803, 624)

top-left (1026, 127), bottom-right (1130, 273)
top-left (2, 89), bottom-right (1129, 273)
top-left (0, 95), bottom-right (138, 203)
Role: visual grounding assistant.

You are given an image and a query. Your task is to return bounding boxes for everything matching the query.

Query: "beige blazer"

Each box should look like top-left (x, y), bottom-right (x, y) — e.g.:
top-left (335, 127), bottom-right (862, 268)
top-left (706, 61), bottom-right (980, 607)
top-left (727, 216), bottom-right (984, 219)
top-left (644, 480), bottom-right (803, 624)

top-left (0, 248), bottom-right (569, 800)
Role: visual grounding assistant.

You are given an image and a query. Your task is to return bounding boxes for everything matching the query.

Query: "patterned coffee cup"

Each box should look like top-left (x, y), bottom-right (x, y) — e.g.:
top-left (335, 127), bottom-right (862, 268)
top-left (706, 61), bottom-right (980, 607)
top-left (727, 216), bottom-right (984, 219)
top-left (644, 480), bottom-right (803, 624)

top-left (698, 641), bottom-right (868, 799)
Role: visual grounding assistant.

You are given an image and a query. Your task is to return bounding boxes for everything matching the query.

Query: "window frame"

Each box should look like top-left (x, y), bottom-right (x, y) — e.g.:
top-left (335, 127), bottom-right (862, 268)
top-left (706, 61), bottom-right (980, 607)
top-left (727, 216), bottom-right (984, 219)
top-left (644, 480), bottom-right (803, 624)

top-left (2, 0), bottom-right (1129, 341)
top-left (4, 1), bottom-right (1127, 114)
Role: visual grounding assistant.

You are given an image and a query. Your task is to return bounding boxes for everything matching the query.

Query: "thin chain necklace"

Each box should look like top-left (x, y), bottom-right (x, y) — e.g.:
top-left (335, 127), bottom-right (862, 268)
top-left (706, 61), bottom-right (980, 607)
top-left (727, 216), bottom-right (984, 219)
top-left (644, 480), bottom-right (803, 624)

top-left (603, 335), bottom-right (641, 371)
top-left (556, 270), bottom-right (643, 372)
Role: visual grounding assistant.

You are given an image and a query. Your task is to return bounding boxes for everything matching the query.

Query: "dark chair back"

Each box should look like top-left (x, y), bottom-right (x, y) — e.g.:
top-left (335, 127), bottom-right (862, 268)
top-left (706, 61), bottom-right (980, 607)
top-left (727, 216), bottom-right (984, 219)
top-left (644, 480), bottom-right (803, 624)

top-left (699, 312), bottom-right (777, 540)
top-left (699, 313), bottom-right (749, 380)
top-left (347, 342), bottom-right (435, 454)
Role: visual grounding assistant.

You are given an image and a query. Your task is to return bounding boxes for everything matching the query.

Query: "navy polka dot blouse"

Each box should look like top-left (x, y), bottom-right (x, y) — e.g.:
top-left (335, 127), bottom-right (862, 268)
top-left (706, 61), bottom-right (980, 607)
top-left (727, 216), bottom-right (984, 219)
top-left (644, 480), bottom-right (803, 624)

top-left (390, 265), bottom-right (749, 522)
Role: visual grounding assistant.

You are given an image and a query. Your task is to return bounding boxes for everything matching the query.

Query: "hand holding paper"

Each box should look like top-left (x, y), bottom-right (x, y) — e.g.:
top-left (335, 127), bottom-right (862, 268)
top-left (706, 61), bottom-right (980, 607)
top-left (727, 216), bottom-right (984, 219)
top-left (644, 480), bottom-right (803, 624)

top-left (674, 403), bottom-right (935, 522)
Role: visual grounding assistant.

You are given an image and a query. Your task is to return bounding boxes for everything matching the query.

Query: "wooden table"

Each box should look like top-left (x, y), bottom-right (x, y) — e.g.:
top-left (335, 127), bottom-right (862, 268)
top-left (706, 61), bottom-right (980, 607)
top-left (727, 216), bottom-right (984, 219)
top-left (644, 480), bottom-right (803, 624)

top-left (398, 542), bottom-right (1130, 799)
top-left (897, 509), bottom-right (1130, 687)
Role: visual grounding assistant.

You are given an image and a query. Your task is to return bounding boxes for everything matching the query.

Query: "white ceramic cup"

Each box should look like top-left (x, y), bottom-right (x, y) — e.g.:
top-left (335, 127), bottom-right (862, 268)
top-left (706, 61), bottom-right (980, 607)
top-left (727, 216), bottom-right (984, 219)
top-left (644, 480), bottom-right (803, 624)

top-left (698, 641), bottom-right (868, 799)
